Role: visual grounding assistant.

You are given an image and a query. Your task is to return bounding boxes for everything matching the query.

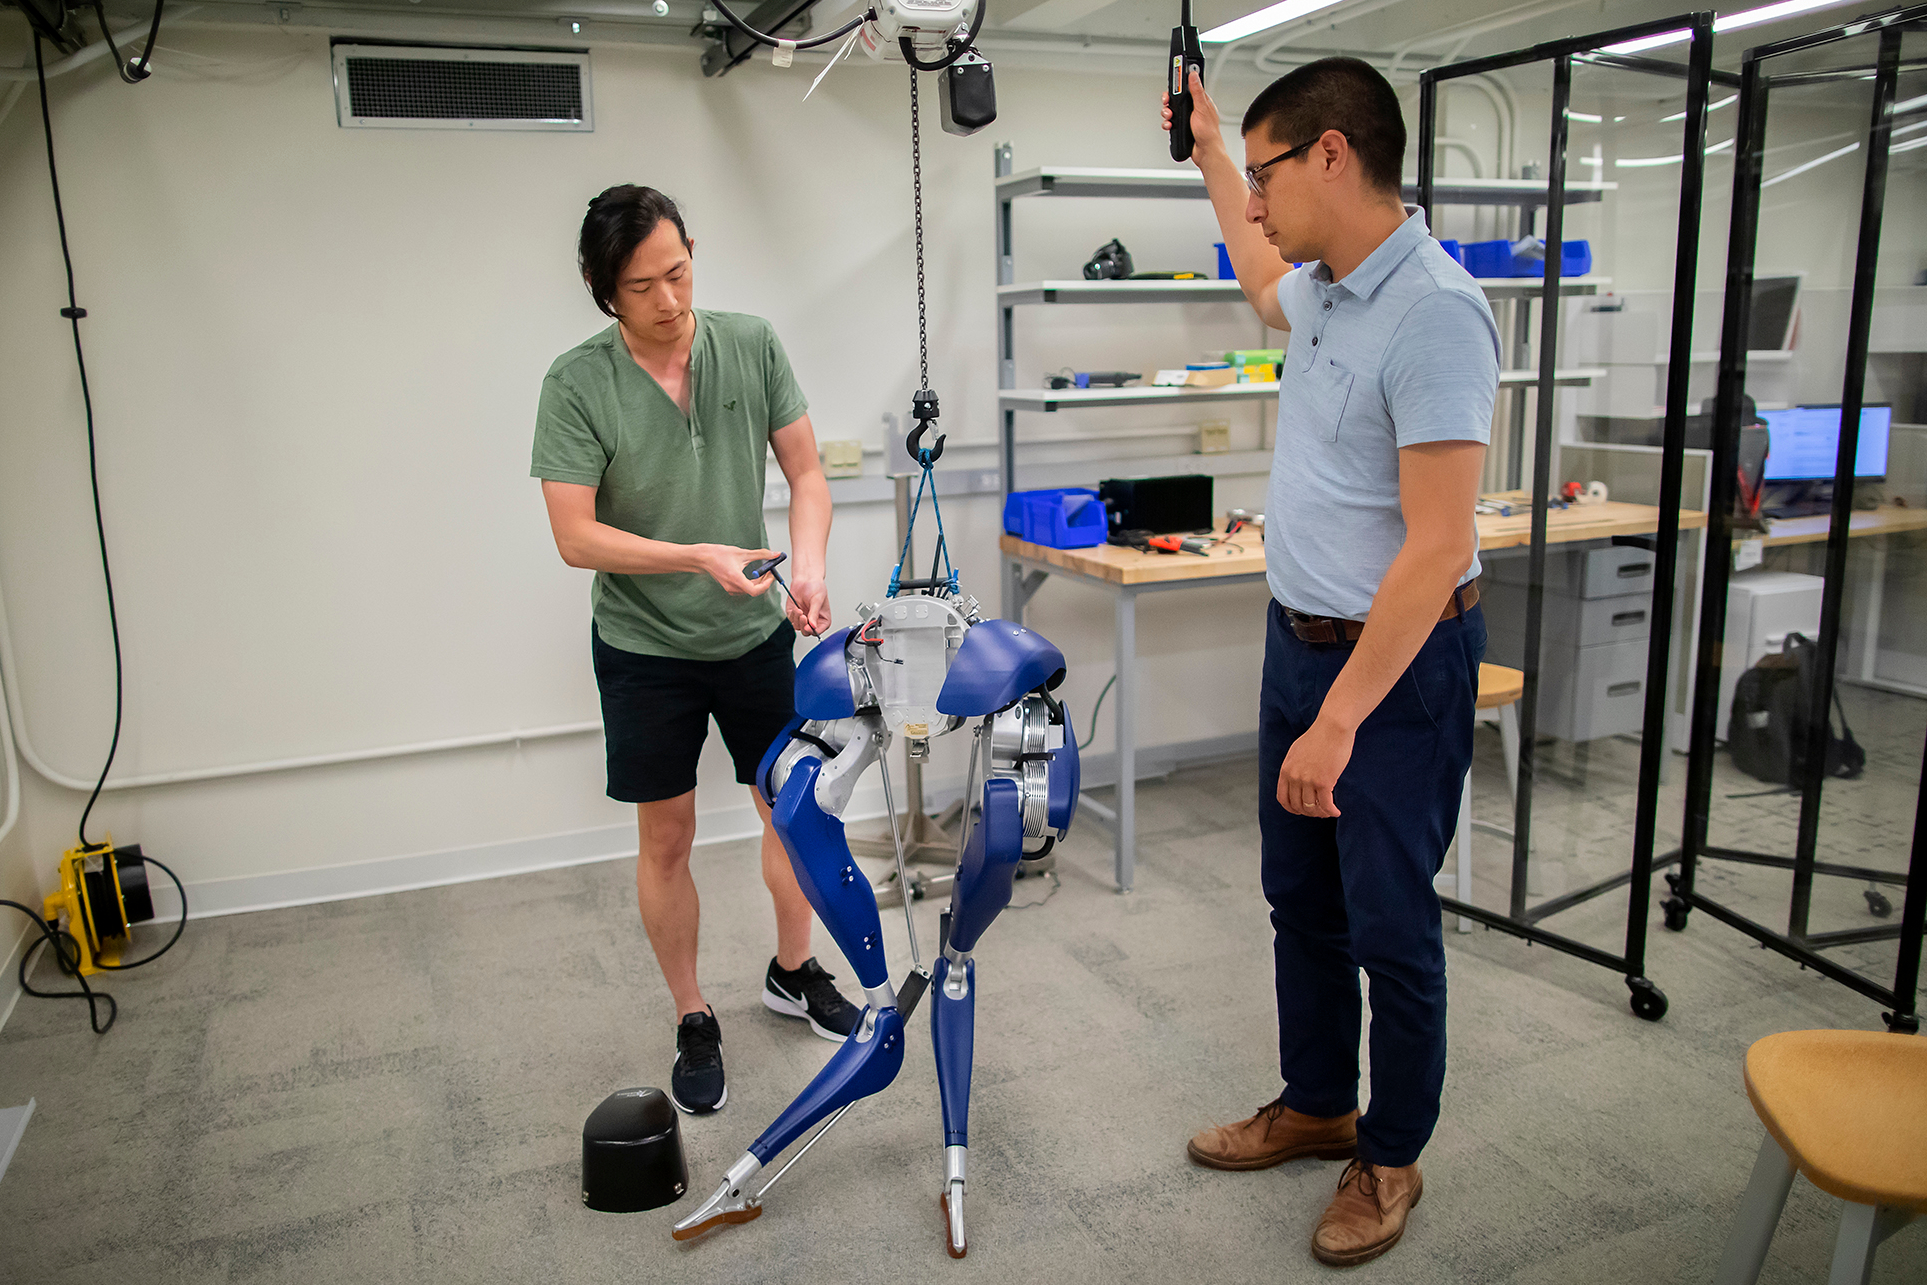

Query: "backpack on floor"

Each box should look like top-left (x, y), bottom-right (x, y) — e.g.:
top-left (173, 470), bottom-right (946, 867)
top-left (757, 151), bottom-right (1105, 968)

top-left (1727, 632), bottom-right (1866, 786)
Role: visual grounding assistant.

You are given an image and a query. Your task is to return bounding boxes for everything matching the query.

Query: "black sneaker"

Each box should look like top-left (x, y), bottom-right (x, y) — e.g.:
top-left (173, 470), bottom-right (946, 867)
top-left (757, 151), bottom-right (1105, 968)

top-left (762, 957), bottom-right (862, 1042)
top-left (670, 1010), bottom-right (726, 1115)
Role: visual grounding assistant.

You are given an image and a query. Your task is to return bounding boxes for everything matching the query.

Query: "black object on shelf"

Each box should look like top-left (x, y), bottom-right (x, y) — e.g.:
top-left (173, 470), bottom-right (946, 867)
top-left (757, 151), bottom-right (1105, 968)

top-left (1082, 239), bottom-right (1133, 280)
top-left (1099, 474), bottom-right (1213, 534)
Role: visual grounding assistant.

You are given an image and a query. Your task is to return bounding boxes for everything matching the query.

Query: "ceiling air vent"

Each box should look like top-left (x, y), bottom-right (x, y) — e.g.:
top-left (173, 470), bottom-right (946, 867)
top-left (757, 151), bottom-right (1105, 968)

top-left (332, 43), bottom-right (592, 131)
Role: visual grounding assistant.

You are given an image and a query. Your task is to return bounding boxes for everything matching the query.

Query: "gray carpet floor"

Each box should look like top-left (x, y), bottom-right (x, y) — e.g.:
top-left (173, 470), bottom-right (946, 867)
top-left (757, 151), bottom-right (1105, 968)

top-left (1, 735), bottom-right (1922, 1283)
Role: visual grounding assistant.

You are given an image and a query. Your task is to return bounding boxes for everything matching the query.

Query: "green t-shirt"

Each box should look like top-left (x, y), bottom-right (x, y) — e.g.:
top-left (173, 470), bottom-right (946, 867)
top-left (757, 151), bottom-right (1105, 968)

top-left (530, 310), bottom-right (809, 661)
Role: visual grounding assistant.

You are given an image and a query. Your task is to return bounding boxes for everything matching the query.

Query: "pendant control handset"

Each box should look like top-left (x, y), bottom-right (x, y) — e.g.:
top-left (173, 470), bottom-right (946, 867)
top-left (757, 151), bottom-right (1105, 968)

top-left (1167, 0), bottom-right (1203, 162)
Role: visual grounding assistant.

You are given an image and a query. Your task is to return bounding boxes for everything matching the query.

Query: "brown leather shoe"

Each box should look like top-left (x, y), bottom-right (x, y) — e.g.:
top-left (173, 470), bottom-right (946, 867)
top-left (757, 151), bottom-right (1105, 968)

top-left (1186, 1095), bottom-right (1359, 1171)
top-left (1311, 1159), bottom-right (1423, 1267)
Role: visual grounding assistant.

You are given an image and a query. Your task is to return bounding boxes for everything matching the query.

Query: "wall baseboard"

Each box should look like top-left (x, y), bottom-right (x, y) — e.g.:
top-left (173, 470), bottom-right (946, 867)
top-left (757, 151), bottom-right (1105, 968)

top-left (0, 730), bottom-right (1257, 1036)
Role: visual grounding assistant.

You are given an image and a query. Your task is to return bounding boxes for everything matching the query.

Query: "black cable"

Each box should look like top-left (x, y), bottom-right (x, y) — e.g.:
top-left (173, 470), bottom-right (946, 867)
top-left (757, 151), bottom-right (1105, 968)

top-left (707, 0), bottom-right (870, 51)
top-left (1078, 675), bottom-right (1115, 750)
top-left (91, 855), bottom-right (187, 970)
top-left (90, 0), bottom-right (166, 83)
top-left (3, 901), bottom-right (118, 1034)
top-left (899, 0), bottom-right (984, 72)
top-left (36, 37), bottom-right (127, 852)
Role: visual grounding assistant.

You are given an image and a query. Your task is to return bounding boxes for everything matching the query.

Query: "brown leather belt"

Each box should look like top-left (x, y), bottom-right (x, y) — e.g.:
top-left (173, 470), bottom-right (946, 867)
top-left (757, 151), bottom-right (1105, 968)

top-left (1284, 579), bottom-right (1480, 645)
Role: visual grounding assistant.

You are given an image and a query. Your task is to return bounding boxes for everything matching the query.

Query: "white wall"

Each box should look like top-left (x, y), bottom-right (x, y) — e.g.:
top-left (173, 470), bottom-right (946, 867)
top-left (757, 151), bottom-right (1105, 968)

top-left (0, 22), bottom-right (1285, 951)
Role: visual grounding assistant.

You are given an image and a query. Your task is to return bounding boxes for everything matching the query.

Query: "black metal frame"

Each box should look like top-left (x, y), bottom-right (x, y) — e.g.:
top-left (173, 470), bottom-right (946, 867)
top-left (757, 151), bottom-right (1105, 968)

top-left (1660, 4), bottom-right (1927, 1035)
top-left (1418, 12), bottom-right (1716, 1021)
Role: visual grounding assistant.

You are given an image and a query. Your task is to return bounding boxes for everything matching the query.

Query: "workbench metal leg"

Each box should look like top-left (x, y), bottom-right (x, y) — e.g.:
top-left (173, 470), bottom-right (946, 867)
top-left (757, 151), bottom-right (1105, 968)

top-left (1499, 704), bottom-right (1521, 805)
top-left (1114, 589), bottom-right (1137, 893)
top-left (1856, 535), bottom-right (1886, 683)
top-left (1452, 770), bottom-right (1473, 933)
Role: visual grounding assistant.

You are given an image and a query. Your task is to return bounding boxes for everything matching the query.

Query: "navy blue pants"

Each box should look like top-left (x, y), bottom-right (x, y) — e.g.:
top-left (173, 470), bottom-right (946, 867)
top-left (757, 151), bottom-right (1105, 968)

top-left (1259, 598), bottom-right (1484, 1167)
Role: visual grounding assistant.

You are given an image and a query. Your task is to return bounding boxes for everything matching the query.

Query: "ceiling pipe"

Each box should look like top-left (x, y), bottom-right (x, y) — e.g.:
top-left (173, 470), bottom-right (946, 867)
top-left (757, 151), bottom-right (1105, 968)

top-left (1385, 0), bottom-right (1587, 78)
top-left (1, 7), bottom-right (202, 81)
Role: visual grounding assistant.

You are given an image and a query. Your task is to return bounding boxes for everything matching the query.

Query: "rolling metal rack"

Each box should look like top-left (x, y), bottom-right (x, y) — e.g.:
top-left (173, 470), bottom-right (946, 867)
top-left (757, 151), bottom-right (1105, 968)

top-left (1418, 12), bottom-right (1718, 1021)
top-left (1657, 2), bottom-right (1927, 1035)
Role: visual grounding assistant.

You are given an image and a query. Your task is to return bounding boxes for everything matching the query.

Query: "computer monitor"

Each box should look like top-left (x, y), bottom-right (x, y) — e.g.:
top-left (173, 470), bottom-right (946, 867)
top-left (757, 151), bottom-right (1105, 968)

top-left (1760, 403), bottom-right (1892, 482)
top-left (1747, 274), bottom-right (1802, 351)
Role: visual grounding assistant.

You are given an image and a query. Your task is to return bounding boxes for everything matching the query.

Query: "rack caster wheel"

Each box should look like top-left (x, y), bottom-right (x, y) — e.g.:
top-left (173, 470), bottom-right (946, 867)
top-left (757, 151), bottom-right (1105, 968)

top-left (1661, 897), bottom-right (1690, 932)
top-left (1864, 889), bottom-right (1892, 918)
top-left (1884, 1011), bottom-right (1919, 1035)
top-left (1626, 976), bottom-right (1667, 1022)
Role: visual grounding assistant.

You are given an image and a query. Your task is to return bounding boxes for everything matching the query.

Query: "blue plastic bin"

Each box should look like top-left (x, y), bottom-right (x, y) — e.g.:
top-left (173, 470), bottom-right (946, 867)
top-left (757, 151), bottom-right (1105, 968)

top-left (1438, 239), bottom-right (1463, 265)
top-left (1003, 488), bottom-right (1107, 549)
top-left (1461, 238), bottom-right (1591, 278)
top-left (1216, 242), bottom-right (1235, 280)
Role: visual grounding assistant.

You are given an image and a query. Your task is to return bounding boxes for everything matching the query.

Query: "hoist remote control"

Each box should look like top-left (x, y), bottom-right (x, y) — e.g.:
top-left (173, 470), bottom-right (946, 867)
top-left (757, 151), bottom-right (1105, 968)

top-left (1168, 0), bottom-right (1204, 162)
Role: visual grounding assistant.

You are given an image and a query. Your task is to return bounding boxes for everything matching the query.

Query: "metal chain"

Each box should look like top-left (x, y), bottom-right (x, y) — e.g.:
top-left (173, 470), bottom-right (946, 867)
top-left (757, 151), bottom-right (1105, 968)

top-left (910, 67), bottom-right (929, 391)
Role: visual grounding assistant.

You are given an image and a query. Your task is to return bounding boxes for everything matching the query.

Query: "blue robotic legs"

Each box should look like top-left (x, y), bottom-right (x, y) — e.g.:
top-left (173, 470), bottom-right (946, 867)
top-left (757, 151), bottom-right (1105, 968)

top-left (672, 597), bottom-right (1079, 1258)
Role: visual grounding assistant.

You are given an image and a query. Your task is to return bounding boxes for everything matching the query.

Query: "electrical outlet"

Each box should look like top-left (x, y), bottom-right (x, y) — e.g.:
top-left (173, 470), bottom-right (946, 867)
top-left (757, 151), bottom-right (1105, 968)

top-left (819, 439), bottom-right (863, 479)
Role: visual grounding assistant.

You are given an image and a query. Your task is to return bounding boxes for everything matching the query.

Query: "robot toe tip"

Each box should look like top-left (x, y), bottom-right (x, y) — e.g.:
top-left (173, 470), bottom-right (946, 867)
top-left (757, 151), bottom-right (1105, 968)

top-left (670, 1204), bottom-right (763, 1242)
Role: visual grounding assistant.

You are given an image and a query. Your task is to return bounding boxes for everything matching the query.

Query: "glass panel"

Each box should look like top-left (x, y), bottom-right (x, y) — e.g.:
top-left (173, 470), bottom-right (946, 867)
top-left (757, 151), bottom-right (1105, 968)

top-left (1439, 38), bottom-right (1707, 955)
top-left (1793, 26), bottom-right (1926, 986)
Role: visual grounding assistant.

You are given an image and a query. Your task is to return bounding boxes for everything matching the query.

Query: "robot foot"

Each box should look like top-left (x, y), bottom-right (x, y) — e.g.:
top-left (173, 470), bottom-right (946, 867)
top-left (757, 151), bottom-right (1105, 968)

top-left (671, 1157), bottom-right (764, 1242)
top-left (940, 1186), bottom-right (967, 1259)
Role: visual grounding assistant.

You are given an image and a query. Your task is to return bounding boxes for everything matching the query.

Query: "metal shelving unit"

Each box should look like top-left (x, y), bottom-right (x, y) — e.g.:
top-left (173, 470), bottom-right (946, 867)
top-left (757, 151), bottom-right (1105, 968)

top-left (993, 149), bottom-right (1620, 618)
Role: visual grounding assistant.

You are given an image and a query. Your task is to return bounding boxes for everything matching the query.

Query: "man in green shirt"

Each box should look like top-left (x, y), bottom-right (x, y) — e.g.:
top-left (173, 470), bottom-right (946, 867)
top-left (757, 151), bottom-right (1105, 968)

top-left (532, 185), bottom-right (858, 1115)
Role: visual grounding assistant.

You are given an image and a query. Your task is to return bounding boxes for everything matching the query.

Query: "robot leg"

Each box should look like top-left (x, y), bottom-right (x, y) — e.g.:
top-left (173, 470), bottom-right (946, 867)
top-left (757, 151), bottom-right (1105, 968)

top-left (931, 954), bottom-right (974, 1257)
top-left (929, 775), bottom-right (1024, 1257)
top-left (675, 756), bottom-right (908, 1241)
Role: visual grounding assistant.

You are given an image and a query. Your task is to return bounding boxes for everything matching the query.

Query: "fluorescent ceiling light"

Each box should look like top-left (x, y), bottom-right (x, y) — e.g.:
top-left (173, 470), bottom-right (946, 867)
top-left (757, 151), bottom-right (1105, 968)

top-left (1201, 0), bottom-right (1344, 44)
top-left (1613, 138), bottom-right (1735, 167)
top-left (1895, 119), bottom-right (1927, 137)
top-left (1760, 140), bottom-right (1859, 187)
top-left (1891, 93), bottom-right (1927, 117)
top-left (1602, 0), bottom-right (1861, 56)
top-left (1662, 94), bottom-right (1738, 123)
top-left (1891, 135), bottom-right (1927, 154)
top-left (1566, 109), bottom-right (1604, 122)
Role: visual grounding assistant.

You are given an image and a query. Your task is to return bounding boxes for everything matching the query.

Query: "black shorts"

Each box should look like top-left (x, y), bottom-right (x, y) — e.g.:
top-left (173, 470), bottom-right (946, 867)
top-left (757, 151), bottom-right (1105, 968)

top-left (592, 621), bottom-right (798, 804)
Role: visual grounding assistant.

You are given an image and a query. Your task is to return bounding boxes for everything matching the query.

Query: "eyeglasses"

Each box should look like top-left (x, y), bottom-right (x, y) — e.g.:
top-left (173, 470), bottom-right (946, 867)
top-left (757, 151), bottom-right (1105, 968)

top-left (1243, 133), bottom-right (1340, 195)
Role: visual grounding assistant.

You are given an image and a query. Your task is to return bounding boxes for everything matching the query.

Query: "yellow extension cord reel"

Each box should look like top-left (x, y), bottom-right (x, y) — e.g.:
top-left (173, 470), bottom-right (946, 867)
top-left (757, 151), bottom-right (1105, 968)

top-left (44, 836), bottom-right (157, 975)
top-left (1, 837), bottom-right (187, 1034)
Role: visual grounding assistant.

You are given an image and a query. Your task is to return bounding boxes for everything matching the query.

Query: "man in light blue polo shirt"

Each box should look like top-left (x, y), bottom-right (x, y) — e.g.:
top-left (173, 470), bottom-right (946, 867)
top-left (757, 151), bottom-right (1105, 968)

top-left (1165, 57), bottom-right (1498, 1268)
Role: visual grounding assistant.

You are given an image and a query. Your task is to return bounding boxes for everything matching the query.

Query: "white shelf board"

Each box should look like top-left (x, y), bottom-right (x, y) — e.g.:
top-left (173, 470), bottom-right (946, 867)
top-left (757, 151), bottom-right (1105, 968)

top-left (996, 166), bottom-right (1614, 207)
top-left (1001, 383), bottom-right (1282, 411)
top-left (1475, 275), bottom-right (1612, 298)
top-left (998, 279), bottom-right (1245, 306)
top-left (1002, 369), bottom-right (1599, 411)
top-left (999, 276), bottom-right (1611, 307)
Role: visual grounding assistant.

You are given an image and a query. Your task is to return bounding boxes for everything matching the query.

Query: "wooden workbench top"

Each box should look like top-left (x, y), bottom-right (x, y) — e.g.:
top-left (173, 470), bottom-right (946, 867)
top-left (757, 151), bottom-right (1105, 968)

top-left (1757, 504), bottom-right (1927, 547)
top-left (1002, 497), bottom-right (1707, 587)
top-left (1474, 495), bottom-right (1708, 552)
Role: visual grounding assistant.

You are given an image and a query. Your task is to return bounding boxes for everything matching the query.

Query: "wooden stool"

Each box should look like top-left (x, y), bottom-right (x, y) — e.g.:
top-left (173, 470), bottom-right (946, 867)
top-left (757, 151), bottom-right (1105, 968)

top-left (1714, 1029), bottom-right (1927, 1285)
top-left (1441, 664), bottom-right (1523, 932)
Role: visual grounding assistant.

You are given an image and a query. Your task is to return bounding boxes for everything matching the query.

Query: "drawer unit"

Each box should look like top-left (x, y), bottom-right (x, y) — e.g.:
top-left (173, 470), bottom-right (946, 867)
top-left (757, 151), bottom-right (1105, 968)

top-left (1483, 581), bottom-right (1652, 652)
top-left (1560, 638), bottom-right (1650, 742)
top-left (1481, 551), bottom-right (1657, 743)
top-left (1487, 544), bottom-right (1656, 599)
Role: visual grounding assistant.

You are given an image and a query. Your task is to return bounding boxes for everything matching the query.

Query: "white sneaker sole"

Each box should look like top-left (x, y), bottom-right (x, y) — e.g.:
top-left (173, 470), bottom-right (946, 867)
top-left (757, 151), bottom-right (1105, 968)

top-left (763, 988), bottom-right (851, 1043)
top-left (668, 1080), bottom-right (727, 1115)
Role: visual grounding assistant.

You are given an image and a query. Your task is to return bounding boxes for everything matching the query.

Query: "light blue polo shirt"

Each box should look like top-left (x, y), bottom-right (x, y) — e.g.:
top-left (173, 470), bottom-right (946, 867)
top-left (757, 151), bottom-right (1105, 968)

top-left (1266, 208), bottom-right (1501, 621)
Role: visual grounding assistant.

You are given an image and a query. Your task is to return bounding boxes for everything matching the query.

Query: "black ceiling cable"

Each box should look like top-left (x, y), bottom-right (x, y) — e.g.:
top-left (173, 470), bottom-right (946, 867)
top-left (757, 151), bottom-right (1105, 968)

top-left (90, 0), bottom-right (166, 83)
top-left (706, 0), bottom-right (869, 51)
top-left (36, 33), bottom-right (125, 854)
top-left (5, 32), bottom-right (186, 1036)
